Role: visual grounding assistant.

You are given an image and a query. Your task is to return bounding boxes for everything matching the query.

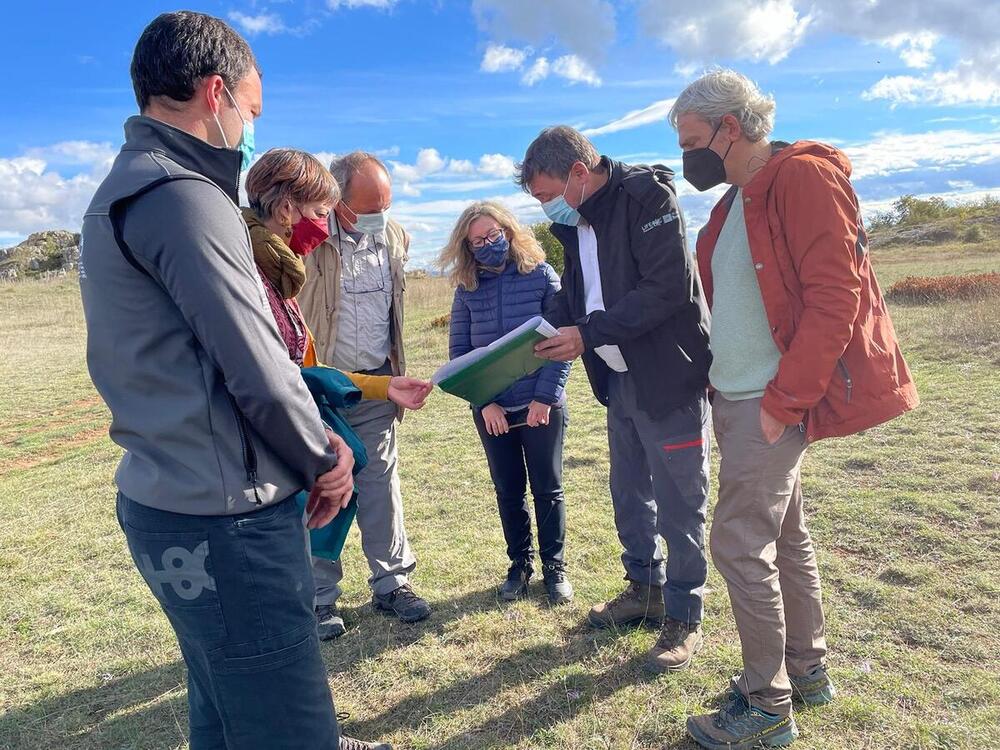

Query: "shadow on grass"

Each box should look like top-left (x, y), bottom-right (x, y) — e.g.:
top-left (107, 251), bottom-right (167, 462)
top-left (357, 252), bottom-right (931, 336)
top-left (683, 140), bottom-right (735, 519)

top-left (339, 606), bottom-right (702, 749)
top-left (0, 661), bottom-right (187, 750)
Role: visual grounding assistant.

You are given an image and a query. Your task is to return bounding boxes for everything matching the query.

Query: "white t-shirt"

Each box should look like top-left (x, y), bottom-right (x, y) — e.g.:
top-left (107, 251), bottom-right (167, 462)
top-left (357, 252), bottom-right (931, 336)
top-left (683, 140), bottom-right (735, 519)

top-left (577, 224), bottom-right (628, 372)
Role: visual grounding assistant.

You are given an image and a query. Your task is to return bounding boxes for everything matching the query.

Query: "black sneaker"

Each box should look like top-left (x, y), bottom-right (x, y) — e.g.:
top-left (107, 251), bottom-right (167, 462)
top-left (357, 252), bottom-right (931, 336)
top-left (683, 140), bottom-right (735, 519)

top-left (499, 558), bottom-right (532, 601)
top-left (315, 604), bottom-right (346, 641)
top-left (372, 583), bottom-right (431, 623)
top-left (541, 562), bottom-right (573, 605)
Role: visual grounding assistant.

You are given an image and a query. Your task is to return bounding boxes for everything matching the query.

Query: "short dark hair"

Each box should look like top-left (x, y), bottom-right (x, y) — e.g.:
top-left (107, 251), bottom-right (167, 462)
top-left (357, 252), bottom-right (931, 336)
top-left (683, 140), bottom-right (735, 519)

top-left (515, 126), bottom-right (601, 191)
top-left (130, 11), bottom-right (259, 111)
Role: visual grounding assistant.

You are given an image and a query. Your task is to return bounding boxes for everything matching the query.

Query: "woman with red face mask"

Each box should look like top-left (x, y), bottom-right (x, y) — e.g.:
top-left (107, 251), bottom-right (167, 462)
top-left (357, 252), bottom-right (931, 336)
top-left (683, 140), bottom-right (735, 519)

top-left (243, 148), bottom-right (431, 409)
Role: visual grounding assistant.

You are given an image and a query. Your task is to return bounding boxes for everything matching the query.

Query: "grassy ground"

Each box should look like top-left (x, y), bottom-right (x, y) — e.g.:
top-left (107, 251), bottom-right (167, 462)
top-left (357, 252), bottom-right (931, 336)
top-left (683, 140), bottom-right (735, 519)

top-left (1, 239), bottom-right (998, 750)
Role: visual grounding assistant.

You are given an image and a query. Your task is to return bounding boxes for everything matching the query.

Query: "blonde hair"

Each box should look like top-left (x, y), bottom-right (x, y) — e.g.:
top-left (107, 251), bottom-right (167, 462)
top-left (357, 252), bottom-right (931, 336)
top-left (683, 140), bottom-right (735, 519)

top-left (438, 201), bottom-right (546, 291)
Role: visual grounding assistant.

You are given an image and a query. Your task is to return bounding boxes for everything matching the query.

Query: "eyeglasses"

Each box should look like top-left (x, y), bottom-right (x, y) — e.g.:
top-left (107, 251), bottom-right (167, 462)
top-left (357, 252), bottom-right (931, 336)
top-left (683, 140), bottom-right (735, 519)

top-left (468, 228), bottom-right (504, 250)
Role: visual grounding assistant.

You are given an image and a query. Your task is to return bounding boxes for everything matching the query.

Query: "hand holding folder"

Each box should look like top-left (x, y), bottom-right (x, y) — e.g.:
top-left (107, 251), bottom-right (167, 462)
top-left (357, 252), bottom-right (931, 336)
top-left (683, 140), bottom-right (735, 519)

top-left (432, 316), bottom-right (559, 406)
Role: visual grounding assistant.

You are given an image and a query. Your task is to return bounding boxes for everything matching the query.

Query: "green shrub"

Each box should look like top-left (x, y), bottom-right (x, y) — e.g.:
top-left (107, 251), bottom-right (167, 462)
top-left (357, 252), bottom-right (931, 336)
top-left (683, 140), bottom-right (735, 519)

top-left (532, 222), bottom-right (564, 275)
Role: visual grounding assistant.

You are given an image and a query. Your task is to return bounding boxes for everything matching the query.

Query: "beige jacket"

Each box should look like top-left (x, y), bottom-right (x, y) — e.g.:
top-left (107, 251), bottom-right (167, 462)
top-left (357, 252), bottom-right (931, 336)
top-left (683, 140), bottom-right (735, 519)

top-left (298, 216), bottom-right (409, 416)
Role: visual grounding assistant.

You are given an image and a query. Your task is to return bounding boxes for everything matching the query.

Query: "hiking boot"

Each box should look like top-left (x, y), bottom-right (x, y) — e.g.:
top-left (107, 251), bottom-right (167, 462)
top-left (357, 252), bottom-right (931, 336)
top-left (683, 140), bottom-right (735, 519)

top-left (541, 561), bottom-right (574, 605)
top-left (372, 583), bottom-right (431, 623)
top-left (790, 665), bottom-right (837, 706)
top-left (339, 737), bottom-right (391, 750)
top-left (723, 666), bottom-right (837, 709)
top-left (337, 712), bottom-right (392, 749)
top-left (646, 616), bottom-right (703, 672)
top-left (687, 691), bottom-right (799, 749)
top-left (587, 578), bottom-right (664, 629)
top-left (499, 558), bottom-right (532, 601)
top-left (315, 604), bottom-right (346, 641)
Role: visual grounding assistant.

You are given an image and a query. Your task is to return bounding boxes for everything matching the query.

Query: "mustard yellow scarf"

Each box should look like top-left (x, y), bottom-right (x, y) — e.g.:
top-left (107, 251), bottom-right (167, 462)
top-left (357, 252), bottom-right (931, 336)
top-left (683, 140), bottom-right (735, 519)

top-left (241, 207), bottom-right (306, 299)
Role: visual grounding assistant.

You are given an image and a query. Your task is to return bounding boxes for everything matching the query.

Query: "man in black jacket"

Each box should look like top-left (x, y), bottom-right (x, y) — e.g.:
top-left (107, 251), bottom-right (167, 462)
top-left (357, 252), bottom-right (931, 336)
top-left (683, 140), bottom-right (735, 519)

top-left (520, 126), bottom-right (712, 672)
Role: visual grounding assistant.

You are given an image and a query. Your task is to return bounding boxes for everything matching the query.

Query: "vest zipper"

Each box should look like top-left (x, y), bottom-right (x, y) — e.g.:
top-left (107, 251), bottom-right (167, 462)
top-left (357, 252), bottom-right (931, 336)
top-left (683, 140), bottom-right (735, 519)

top-left (228, 394), bottom-right (262, 505)
top-left (836, 358), bottom-right (854, 404)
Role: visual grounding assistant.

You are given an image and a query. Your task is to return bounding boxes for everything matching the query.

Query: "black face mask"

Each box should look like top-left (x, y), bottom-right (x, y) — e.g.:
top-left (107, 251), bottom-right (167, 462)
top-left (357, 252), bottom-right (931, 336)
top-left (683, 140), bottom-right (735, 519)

top-left (682, 121), bottom-right (733, 192)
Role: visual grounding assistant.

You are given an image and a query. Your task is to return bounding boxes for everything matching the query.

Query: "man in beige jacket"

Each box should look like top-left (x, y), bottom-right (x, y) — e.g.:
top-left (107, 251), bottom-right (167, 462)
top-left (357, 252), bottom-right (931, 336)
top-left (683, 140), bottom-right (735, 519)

top-left (299, 151), bottom-right (429, 637)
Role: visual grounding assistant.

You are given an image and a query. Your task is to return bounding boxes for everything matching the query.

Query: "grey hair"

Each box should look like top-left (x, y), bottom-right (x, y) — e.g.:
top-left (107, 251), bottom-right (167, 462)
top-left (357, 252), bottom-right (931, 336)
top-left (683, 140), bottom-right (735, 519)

top-left (329, 151), bottom-right (389, 202)
top-left (668, 68), bottom-right (776, 142)
top-left (515, 125), bottom-right (601, 191)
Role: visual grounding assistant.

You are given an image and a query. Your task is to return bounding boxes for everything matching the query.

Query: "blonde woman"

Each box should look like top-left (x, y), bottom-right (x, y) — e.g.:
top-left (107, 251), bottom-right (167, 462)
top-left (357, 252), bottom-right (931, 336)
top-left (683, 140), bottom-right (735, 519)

top-left (440, 201), bottom-right (572, 604)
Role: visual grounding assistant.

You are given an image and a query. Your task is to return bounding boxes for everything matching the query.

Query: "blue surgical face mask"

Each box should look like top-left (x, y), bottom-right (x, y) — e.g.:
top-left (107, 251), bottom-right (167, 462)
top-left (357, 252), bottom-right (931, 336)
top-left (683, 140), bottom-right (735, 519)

top-left (213, 86), bottom-right (255, 171)
top-left (342, 201), bottom-right (388, 235)
top-left (541, 171), bottom-right (587, 226)
top-left (474, 235), bottom-right (509, 267)
top-left (352, 210), bottom-right (388, 235)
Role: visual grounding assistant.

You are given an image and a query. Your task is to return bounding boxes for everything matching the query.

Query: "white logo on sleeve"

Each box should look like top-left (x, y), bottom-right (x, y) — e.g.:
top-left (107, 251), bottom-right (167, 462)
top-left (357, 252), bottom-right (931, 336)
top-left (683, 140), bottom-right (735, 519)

top-left (641, 210), bottom-right (679, 233)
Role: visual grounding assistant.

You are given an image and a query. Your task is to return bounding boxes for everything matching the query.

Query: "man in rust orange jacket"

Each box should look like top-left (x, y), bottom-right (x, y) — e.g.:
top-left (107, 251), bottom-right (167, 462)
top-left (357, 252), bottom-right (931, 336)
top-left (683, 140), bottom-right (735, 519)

top-left (669, 69), bottom-right (918, 750)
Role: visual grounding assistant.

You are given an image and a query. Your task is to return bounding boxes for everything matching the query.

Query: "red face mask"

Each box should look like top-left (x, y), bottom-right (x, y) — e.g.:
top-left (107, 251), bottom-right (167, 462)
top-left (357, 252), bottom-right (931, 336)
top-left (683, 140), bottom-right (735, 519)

top-left (289, 216), bottom-right (330, 255)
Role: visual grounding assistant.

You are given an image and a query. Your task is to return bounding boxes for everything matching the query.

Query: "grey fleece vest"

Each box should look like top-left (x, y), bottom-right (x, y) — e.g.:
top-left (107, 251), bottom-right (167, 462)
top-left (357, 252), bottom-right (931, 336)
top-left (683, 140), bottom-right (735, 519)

top-left (81, 116), bottom-right (333, 516)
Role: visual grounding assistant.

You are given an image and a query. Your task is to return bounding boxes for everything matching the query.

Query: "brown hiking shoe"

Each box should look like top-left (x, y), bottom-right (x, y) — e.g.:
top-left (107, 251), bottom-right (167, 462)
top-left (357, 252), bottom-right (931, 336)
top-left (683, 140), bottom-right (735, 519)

top-left (646, 616), bottom-right (703, 672)
top-left (587, 578), bottom-right (665, 629)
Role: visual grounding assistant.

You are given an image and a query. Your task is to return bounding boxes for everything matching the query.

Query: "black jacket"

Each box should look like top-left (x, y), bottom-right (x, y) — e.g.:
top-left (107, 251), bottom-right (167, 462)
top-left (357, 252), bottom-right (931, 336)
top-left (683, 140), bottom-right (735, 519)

top-left (546, 157), bottom-right (711, 417)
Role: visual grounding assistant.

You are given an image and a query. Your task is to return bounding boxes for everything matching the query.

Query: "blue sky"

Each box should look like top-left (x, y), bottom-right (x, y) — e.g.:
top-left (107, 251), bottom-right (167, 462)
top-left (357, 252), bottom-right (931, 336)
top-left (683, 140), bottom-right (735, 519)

top-left (1, 0), bottom-right (998, 265)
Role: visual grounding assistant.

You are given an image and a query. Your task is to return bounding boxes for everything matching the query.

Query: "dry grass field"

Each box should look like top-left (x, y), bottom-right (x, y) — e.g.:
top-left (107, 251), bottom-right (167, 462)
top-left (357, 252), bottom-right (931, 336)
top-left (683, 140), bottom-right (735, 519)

top-left (1, 234), bottom-right (998, 749)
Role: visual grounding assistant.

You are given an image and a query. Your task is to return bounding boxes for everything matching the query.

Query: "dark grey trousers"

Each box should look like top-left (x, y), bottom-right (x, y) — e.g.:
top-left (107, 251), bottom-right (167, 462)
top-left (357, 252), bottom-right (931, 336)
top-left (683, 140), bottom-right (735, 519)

top-left (607, 371), bottom-right (711, 624)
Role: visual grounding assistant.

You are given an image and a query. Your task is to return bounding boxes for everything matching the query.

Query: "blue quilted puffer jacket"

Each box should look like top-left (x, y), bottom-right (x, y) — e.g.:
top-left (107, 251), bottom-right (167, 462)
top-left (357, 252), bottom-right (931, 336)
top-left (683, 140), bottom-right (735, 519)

top-left (449, 261), bottom-right (571, 409)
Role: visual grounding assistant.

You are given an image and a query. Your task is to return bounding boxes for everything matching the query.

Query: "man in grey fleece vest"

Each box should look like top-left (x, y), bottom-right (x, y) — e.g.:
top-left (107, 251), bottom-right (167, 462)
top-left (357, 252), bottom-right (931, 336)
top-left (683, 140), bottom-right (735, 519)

top-left (80, 11), bottom-right (389, 750)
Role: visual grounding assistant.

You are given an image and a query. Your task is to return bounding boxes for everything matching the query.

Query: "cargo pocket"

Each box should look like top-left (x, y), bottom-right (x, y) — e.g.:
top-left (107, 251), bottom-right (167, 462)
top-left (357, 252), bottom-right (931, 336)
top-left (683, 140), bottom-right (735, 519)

top-left (661, 435), bottom-right (710, 499)
top-left (209, 627), bottom-right (336, 742)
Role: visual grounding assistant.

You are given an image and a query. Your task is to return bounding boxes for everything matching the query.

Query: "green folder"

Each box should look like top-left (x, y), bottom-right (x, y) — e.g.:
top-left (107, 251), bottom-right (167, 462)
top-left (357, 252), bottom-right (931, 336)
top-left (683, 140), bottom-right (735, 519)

top-left (433, 315), bottom-right (558, 406)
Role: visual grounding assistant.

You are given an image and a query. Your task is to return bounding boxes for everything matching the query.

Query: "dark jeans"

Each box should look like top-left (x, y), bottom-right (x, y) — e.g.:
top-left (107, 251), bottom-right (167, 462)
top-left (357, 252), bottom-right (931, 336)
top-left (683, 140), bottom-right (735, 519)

top-left (473, 404), bottom-right (567, 566)
top-left (116, 493), bottom-right (340, 750)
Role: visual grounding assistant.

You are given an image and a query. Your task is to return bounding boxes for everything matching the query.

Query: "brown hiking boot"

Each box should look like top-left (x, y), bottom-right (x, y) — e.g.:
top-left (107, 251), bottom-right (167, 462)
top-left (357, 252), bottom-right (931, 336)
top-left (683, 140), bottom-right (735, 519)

top-left (646, 616), bottom-right (703, 672)
top-left (587, 578), bottom-right (665, 629)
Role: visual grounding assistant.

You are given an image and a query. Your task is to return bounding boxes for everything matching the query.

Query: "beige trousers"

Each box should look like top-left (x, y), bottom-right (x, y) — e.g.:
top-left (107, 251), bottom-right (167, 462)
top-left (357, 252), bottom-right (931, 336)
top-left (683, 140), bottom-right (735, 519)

top-left (710, 395), bottom-right (828, 716)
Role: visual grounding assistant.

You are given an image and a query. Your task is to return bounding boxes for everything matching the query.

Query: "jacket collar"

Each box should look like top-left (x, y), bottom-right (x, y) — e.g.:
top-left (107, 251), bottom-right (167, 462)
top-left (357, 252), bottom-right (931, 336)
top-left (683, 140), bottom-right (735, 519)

top-left (121, 115), bottom-right (242, 204)
top-left (577, 156), bottom-right (621, 225)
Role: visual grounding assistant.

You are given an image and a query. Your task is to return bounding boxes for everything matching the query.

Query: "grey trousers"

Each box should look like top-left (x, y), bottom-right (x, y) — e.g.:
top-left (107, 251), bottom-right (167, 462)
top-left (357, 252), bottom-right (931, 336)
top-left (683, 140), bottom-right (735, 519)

top-left (607, 371), bottom-right (711, 625)
top-left (312, 397), bottom-right (416, 606)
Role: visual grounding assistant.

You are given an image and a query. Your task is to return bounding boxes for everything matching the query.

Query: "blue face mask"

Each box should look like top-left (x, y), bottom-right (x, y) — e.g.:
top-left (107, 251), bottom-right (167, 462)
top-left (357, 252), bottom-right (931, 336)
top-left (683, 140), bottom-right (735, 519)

top-left (214, 86), bottom-right (255, 171)
top-left (541, 172), bottom-right (587, 226)
top-left (352, 210), bottom-right (388, 236)
top-left (474, 235), bottom-right (509, 267)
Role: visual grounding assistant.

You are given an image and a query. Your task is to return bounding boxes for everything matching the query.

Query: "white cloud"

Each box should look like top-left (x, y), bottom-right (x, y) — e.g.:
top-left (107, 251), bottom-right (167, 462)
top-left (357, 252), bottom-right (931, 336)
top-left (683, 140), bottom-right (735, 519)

top-left (25, 141), bottom-right (116, 168)
top-left (638, 0), bottom-right (1000, 106)
top-left (582, 97), bottom-right (676, 137)
top-left (842, 129), bottom-right (1000, 181)
top-left (448, 159), bottom-right (476, 175)
top-left (521, 57), bottom-right (550, 86)
top-left (552, 55), bottom-right (602, 86)
top-left (863, 58), bottom-right (1000, 107)
top-left (0, 147), bottom-right (112, 241)
top-left (472, 0), bottom-right (616, 65)
top-left (477, 154), bottom-right (516, 178)
top-left (518, 54), bottom-right (601, 87)
top-left (228, 11), bottom-right (288, 36)
top-left (640, 0), bottom-right (811, 65)
top-left (480, 43), bottom-right (529, 73)
top-left (882, 31), bottom-right (939, 69)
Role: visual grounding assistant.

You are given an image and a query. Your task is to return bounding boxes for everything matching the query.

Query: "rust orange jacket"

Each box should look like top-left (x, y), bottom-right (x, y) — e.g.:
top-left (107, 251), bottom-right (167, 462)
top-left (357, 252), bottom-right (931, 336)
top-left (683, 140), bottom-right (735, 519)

top-left (696, 141), bottom-right (919, 441)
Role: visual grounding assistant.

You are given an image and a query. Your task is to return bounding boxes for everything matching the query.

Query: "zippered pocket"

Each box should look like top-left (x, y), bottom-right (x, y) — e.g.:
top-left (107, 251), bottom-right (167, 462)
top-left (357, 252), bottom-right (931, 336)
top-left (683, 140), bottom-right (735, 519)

top-left (227, 394), bottom-right (262, 505)
top-left (836, 358), bottom-right (853, 404)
